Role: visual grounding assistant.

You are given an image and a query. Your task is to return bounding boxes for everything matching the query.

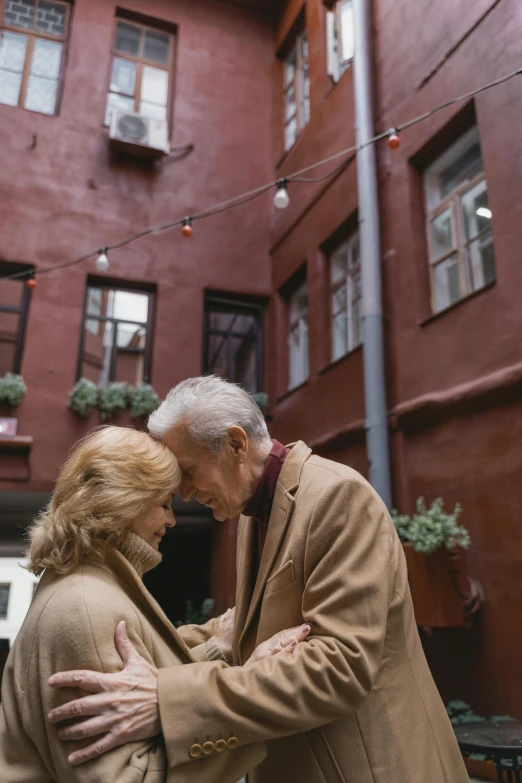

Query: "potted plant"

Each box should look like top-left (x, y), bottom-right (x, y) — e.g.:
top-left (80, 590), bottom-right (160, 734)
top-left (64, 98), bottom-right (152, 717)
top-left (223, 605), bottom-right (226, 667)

top-left (391, 498), bottom-right (480, 628)
top-left (68, 378), bottom-right (98, 418)
top-left (127, 383), bottom-right (160, 419)
top-left (0, 373), bottom-right (27, 409)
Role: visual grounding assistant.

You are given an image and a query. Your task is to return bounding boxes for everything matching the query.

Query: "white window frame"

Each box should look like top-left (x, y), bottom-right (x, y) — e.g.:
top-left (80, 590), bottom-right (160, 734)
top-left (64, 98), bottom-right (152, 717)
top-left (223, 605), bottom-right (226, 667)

top-left (424, 126), bottom-right (495, 313)
top-left (330, 230), bottom-right (362, 360)
top-left (326, 0), bottom-right (354, 83)
top-left (283, 28), bottom-right (309, 152)
top-left (288, 281), bottom-right (309, 390)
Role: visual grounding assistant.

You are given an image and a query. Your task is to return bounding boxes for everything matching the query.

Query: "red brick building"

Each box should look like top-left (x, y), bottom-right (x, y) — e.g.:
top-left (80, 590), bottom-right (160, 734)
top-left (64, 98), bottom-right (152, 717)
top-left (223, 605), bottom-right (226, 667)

top-left (1, 0), bottom-right (521, 717)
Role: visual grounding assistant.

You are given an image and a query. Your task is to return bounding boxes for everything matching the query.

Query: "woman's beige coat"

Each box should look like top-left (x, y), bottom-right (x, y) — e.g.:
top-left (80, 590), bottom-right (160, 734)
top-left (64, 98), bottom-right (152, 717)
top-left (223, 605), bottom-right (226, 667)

top-left (0, 547), bottom-right (264, 783)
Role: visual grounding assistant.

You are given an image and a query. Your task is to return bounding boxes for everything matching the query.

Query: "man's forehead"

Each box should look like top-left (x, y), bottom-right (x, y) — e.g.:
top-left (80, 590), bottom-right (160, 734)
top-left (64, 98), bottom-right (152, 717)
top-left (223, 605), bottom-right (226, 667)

top-left (163, 424), bottom-right (205, 460)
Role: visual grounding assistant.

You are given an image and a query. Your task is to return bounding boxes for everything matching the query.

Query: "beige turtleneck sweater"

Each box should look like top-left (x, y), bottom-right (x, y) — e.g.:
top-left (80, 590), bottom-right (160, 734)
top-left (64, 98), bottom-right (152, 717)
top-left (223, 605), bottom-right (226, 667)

top-left (117, 531), bottom-right (228, 663)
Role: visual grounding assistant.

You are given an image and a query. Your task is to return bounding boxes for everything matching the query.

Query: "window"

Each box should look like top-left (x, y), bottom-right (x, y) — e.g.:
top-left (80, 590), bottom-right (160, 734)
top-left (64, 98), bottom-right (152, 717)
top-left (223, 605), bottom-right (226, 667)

top-left (326, 0), bottom-right (354, 83)
top-left (330, 230), bottom-right (361, 360)
top-left (0, 265), bottom-right (32, 375)
top-left (0, 584), bottom-right (10, 619)
top-left (105, 17), bottom-right (173, 126)
top-left (288, 281), bottom-right (309, 390)
top-left (203, 294), bottom-right (264, 393)
top-left (283, 27), bottom-right (309, 152)
top-left (424, 126), bottom-right (495, 313)
top-left (0, 0), bottom-right (70, 115)
top-left (78, 281), bottom-right (154, 386)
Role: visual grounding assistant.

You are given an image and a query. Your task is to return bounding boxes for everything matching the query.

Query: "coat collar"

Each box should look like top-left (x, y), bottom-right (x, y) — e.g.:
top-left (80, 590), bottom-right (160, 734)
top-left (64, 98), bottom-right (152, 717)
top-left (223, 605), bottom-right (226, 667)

top-left (235, 441), bottom-right (311, 658)
top-left (100, 548), bottom-right (195, 664)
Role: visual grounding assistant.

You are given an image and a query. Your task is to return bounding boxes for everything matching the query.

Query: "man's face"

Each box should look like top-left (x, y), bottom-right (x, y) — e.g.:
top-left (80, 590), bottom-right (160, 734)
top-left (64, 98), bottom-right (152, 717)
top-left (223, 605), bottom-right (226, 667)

top-left (163, 422), bottom-right (251, 521)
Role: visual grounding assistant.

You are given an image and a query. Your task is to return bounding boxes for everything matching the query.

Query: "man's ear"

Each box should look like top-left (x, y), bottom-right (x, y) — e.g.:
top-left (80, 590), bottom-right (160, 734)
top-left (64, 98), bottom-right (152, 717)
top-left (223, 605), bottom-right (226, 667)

top-left (226, 426), bottom-right (248, 459)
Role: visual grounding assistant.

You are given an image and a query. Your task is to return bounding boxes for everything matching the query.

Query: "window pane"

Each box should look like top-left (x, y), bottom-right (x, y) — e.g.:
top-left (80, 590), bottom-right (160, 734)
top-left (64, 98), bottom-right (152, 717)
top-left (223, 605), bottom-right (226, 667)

top-left (301, 63), bottom-right (310, 125)
top-left (332, 310), bottom-right (348, 361)
top-left (25, 73), bottom-right (58, 114)
top-left (139, 101), bottom-right (167, 120)
top-left (231, 336), bottom-right (257, 391)
top-left (115, 322), bottom-right (146, 349)
top-left (284, 47), bottom-right (296, 87)
top-left (144, 29), bottom-right (169, 65)
top-left (438, 141), bottom-right (482, 200)
top-left (285, 116), bottom-right (297, 151)
top-left (432, 254), bottom-right (460, 312)
top-left (289, 284), bottom-right (307, 322)
top-left (112, 290), bottom-right (149, 324)
top-left (3, 0), bottom-right (34, 29)
top-left (115, 341), bottom-right (145, 385)
top-left (36, 1), bottom-right (66, 36)
top-left (110, 57), bottom-right (136, 96)
top-left (209, 311), bottom-right (234, 331)
top-left (105, 92), bottom-right (135, 125)
top-left (285, 83), bottom-right (296, 122)
top-left (467, 232), bottom-right (495, 292)
top-left (340, 0), bottom-right (354, 61)
top-left (0, 585), bottom-right (10, 619)
top-left (115, 21), bottom-right (141, 57)
top-left (0, 311), bottom-right (19, 375)
top-left (332, 283), bottom-right (347, 316)
top-left (352, 295), bottom-right (362, 348)
top-left (31, 38), bottom-right (61, 78)
top-left (461, 179), bottom-right (491, 242)
top-left (0, 68), bottom-right (23, 106)
top-left (140, 65), bottom-right (168, 107)
top-left (429, 209), bottom-right (454, 259)
top-left (425, 128), bottom-right (483, 209)
top-left (0, 32), bottom-right (28, 72)
top-left (300, 29), bottom-right (308, 59)
top-left (82, 320), bottom-right (111, 385)
top-left (331, 241), bottom-right (348, 284)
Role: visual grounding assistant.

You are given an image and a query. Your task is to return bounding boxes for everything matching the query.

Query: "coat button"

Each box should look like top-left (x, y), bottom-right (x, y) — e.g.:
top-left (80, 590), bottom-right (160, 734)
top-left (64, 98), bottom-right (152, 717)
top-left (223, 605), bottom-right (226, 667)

top-left (202, 741), bottom-right (215, 755)
top-left (227, 736), bottom-right (239, 749)
top-left (215, 739), bottom-right (227, 752)
top-left (189, 743), bottom-right (202, 759)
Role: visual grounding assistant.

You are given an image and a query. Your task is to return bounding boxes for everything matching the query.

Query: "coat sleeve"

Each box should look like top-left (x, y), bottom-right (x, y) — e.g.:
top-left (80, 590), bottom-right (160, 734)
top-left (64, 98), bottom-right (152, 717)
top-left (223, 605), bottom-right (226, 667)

top-left (157, 475), bottom-right (396, 767)
top-left (175, 615), bottom-right (222, 648)
top-left (23, 584), bottom-right (169, 783)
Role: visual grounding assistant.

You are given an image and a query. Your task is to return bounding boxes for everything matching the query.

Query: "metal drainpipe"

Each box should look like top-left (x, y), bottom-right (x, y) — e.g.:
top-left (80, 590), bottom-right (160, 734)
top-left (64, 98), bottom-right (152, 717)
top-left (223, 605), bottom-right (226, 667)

top-left (352, 0), bottom-right (392, 508)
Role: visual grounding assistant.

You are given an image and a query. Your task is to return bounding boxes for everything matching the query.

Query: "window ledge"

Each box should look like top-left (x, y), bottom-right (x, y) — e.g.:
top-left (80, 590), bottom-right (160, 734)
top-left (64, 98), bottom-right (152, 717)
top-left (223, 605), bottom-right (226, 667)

top-left (319, 344), bottom-right (362, 375)
top-left (324, 61), bottom-right (353, 100)
top-left (418, 280), bottom-right (496, 327)
top-left (276, 380), bottom-right (309, 404)
top-left (0, 435), bottom-right (33, 453)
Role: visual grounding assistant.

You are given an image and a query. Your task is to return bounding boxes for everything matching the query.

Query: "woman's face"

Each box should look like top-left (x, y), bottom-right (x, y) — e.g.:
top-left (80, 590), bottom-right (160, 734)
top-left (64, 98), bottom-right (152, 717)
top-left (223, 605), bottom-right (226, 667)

top-left (133, 499), bottom-right (176, 549)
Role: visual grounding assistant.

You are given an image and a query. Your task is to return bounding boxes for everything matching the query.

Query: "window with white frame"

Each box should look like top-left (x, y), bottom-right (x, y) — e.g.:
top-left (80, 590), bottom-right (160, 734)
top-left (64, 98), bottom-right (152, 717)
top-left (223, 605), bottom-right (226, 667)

top-left (288, 281), bottom-right (309, 390)
top-left (0, 0), bottom-right (70, 115)
top-left (283, 27), bottom-right (309, 152)
top-left (330, 230), bottom-right (361, 360)
top-left (326, 0), bottom-right (354, 83)
top-left (105, 17), bottom-right (173, 126)
top-left (424, 126), bottom-right (495, 313)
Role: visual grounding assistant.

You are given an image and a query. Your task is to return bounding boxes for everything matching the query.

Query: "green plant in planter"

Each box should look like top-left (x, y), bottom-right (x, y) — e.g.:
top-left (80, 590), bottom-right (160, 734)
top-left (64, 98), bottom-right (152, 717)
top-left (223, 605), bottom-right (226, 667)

top-left (391, 497), bottom-right (471, 555)
top-left (251, 391), bottom-right (269, 412)
top-left (175, 598), bottom-right (215, 627)
top-left (98, 382), bottom-right (129, 421)
top-left (0, 373), bottom-right (27, 407)
top-left (128, 383), bottom-right (160, 419)
top-left (68, 378), bottom-right (98, 418)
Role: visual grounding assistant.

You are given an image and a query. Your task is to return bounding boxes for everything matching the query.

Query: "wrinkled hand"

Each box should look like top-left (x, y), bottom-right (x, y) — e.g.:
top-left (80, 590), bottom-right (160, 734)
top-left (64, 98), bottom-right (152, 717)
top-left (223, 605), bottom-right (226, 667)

top-left (47, 621), bottom-right (160, 765)
top-left (245, 623), bottom-right (311, 666)
top-left (212, 606), bottom-right (236, 661)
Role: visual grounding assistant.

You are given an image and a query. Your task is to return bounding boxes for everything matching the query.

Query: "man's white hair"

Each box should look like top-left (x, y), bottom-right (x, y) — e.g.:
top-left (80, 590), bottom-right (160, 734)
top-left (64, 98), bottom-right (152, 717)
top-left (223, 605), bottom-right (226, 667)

top-left (148, 375), bottom-right (271, 454)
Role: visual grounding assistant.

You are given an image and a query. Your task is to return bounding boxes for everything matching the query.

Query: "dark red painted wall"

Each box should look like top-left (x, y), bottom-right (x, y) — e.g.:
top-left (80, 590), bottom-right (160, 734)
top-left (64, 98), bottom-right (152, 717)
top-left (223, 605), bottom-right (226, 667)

top-left (268, 0), bottom-right (522, 717)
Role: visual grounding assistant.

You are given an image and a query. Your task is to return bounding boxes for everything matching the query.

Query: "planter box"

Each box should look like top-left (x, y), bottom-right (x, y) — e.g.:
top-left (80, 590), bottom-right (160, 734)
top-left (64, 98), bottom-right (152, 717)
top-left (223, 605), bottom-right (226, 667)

top-left (403, 543), bottom-right (475, 628)
top-left (464, 757), bottom-right (497, 781)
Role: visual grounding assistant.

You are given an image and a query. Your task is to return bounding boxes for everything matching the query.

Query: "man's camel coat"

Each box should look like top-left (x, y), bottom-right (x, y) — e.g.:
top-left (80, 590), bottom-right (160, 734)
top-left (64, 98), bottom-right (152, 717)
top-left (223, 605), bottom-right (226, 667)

top-left (0, 547), bottom-right (264, 783)
top-left (171, 441), bottom-right (469, 783)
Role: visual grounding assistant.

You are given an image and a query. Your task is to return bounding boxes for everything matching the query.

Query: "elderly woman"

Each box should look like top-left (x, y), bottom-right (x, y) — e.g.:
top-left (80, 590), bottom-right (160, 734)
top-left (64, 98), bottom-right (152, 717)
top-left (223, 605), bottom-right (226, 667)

top-left (0, 426), bottom-right (306, 783)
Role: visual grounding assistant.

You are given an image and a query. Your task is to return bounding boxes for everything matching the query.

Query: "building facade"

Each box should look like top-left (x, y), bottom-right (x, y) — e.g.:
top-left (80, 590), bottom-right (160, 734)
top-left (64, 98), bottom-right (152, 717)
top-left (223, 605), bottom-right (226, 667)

top-left (1, 0), bottom-right (521, 717)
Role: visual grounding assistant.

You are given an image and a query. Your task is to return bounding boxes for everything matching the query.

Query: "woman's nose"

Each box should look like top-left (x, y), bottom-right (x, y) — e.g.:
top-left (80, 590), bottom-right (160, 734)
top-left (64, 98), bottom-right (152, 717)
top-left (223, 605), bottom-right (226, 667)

top-left (166, 512), bottom-right (176, 528)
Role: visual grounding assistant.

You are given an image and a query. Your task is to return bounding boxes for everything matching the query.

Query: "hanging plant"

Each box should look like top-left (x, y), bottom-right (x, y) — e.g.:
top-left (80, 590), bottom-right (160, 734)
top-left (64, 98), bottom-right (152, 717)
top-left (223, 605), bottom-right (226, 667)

top-left (68, 378), bottom-right (98, 418)
top-left (128, 383), bottom-right (160, 419)
top-left (98, 382), bottom-right (129, 421)
top-left (251, 391), bottom-right (269, 412)
top-left (391, 497), bottom-right (470, 555)
top-left (0, 372), bottom-right (27, 408)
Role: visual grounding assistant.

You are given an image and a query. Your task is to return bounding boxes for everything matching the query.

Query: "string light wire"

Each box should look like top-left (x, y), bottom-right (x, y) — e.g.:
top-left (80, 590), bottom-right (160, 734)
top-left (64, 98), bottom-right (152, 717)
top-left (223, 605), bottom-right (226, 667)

top-left (2, 66), bottom-right (520, 283)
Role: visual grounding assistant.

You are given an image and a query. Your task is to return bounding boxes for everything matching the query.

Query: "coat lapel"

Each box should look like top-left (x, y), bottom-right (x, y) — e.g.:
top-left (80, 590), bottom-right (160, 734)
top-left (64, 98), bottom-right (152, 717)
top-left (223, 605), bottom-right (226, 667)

top-left (104, 549), bottom-right (195, 664)
top-left (237, 441), bottom-right (311, 658)
top-left (232, 515), bottom-right (256, 663)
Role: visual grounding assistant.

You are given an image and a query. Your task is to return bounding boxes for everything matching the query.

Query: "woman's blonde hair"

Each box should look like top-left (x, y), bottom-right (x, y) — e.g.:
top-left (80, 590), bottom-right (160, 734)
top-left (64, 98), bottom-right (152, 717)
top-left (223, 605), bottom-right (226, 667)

top-left (27, 426), bottom-right (180, 575)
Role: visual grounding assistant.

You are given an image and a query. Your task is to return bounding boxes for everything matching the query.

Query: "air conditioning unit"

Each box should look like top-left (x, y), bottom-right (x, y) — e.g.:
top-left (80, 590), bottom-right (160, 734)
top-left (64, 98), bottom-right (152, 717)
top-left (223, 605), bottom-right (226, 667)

top-left (109, 111), bottom-right (170, 158)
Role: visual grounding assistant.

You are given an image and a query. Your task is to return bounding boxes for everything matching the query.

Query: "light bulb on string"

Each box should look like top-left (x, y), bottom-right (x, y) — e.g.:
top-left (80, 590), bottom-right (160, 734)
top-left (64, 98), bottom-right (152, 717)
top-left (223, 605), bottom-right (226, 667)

top-left (274, 180), bottom-right (290, 209)
top-left (181, 218), bottom-right (193, 238)
top-left (387, 128), bottom-right (401, 150)
top-left (26, 276), bottom-right (36, 290)
top-left (96, 249), bottom-right (109, 272)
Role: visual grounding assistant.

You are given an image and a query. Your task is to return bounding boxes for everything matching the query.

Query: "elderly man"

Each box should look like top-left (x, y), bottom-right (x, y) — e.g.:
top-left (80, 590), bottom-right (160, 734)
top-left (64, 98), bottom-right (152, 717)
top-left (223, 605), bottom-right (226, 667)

top-left (49, 376), bottom-right (469, 783)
